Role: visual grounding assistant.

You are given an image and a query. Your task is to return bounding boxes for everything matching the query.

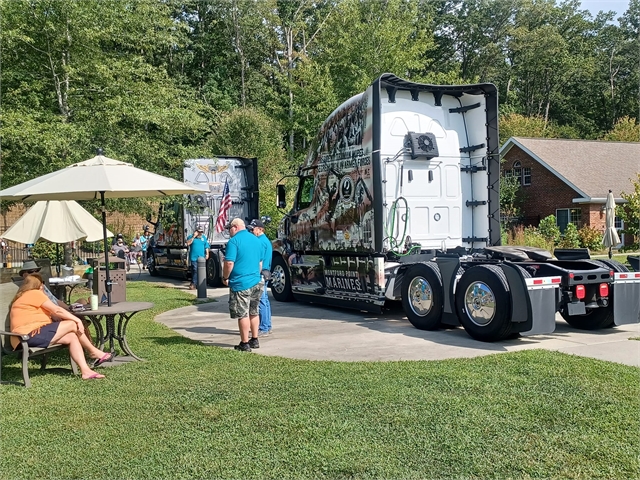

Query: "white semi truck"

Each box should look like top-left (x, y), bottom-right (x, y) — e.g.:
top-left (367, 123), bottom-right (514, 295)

top-left (147, 156), bottom-right (259, 286)
top-left (270, 74), bottom-right (640, 342)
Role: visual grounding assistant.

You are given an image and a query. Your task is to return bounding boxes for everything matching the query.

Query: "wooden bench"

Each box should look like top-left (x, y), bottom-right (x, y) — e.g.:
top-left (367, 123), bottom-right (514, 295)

top-left (0, 262), bottom-right (77, 388)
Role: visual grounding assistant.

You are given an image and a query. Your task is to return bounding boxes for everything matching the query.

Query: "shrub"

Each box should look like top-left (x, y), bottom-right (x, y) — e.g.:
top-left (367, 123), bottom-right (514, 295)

top-left (538, 215), bottom-right (561, 245)
top-left (31, 240), bottom-right (63, 265)
top-left (578, 225), bottom-right (604, 251)
top-left (558, 223), bottom-right (580, 249)
top-left (505, 224), bottom-right (554, 252)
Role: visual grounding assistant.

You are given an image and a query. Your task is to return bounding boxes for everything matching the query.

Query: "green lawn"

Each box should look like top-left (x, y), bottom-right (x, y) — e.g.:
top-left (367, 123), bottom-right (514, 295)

top-left (1, 282), bottom-right (638, 479)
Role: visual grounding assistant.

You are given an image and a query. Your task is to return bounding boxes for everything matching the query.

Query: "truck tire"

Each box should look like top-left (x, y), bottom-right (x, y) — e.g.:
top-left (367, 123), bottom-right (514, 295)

top-left (560, 307), bottom-right (613, 330)
top-left (147, 257), bottom-right (158, 276)
top-left (271, 255), bottom-right (294, 302)
top-left (207, 256), bottom-right (222, 287)
top-left (592, 259), bottom-right (629, 273)
top-left (560, 259), bottom-right (626, 330)
top-left (401, 263), bottom-right (444, 330)
top-left (455, 265), bottom-right (512, 342)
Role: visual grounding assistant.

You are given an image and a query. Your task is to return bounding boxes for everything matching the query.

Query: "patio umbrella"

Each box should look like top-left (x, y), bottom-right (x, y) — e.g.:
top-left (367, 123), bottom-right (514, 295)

top-left (2, 200), bottom-right (114, 275)
top-left (0, 150), bottom-right (205, 305)
top-left (602, 190), bottom-right (620, 259)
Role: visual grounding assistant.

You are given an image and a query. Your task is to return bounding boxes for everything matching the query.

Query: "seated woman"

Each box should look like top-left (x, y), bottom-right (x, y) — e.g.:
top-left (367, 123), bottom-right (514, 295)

top-left (9, 274), bottom-right (112, 380)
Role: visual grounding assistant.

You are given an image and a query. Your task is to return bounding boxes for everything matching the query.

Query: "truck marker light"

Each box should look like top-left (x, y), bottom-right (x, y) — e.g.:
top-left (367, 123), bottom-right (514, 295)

top-left (551, 277), bottom-right (561, 284)
top-left (569, 272), bottom-right (574, 279)
top-left (619, 273), bottom-right (628, 279)
top-left (533, 279), bottom-right (543, 285)
top-left (599, 284), bottom-right (609, 297)
top-left (575, 285), bottom-right (586, 300)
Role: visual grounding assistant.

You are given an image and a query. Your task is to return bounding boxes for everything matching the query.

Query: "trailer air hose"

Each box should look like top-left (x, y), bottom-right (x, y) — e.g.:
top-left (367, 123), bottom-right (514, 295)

top-left (386, 196), bottom-right (410, 255)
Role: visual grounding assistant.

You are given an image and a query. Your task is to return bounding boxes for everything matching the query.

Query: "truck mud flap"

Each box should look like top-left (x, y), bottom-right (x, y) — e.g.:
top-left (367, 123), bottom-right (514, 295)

top-left (520, 276), bottom-right (562, 336)
top-left (613, 272), bottom-right (640, 326)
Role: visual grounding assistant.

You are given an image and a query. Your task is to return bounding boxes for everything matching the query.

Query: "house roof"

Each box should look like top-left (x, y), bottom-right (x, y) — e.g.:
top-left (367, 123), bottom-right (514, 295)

top-left (501, 137), bottom-right (640, 202)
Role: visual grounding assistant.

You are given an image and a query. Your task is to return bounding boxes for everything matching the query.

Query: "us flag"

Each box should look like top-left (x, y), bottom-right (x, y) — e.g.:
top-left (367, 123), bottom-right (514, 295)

top-left (215, 179), bottom-right (232, 233)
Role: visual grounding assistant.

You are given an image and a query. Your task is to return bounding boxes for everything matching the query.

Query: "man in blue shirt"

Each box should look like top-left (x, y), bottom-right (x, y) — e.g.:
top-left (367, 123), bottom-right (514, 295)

top-left (186, 225), bottom-right (210, 290)
top-left (140, 225), bottom-right (150, 270)
top-left (222, 218), bottom-right (264, 352)
top-left (248, 219), bottom-right (272, 336)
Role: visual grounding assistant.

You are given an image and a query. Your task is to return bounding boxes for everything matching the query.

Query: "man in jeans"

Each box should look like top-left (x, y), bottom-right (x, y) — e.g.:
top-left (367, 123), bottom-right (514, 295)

top-left (186, 225), bottom-right (210, 290)
top-left (222, 218), bottom-right (264, 352)
top-left (248, 219), bottom-right (272, 336)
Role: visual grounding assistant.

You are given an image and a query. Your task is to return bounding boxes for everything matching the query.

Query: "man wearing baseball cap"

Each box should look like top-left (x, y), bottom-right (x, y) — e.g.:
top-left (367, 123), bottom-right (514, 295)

top-left (248, 219), bottom-right (272, 336)
top-left (222, 218), bottom-right (264, 352)
top-left (186, 225), bottom-right (210, 290)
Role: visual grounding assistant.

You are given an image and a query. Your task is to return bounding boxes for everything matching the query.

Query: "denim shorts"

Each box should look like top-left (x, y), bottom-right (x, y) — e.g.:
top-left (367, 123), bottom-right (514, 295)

top-left (26, 322), bottom-right (60, 349)
top-left (229, 281), bottom-right (264, 319)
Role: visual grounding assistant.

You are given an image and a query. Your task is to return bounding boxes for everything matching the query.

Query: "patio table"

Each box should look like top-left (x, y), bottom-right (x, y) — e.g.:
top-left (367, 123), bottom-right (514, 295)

top-left (49, 278), bottom-right (88, 304)
top-left (77, 301), bottom-right (153, 361)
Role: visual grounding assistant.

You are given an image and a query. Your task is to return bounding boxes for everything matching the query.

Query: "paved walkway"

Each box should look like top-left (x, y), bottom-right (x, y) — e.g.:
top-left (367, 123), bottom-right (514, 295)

top-left (144, 273), bottom-right (640, 367)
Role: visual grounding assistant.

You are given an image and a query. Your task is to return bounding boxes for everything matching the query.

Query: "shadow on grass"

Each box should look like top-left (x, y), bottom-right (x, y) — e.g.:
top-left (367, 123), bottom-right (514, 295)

top-left (0, 364), bottom-right (77, 386)
top-left (145, 335), bottom-right (202, 346)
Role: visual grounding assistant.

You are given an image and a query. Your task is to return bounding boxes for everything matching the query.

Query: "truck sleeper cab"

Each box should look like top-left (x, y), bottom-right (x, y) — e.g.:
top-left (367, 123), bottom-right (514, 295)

top-left (271, 74), bottom-right (640, 342)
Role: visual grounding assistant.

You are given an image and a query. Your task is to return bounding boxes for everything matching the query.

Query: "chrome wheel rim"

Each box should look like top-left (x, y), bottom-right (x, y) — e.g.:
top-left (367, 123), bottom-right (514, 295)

top-left (408, 276), bottom-right (433, 316)
top-left (271, 264), bottom-right (286, 294)
top-left (464, 281), bottom-right (496, 326)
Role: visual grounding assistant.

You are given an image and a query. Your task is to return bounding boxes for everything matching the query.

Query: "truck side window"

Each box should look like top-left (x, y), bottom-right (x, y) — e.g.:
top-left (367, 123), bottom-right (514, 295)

top-left (297, 176), bottom-right (315, 210)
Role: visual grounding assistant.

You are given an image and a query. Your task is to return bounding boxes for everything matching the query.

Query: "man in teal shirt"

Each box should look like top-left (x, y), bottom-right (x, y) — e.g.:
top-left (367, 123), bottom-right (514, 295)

top-left (248, 219), bottom-right (272, 335)
top-left (222, 218), bottom-right (263, 352)
top-left (186, 225), bottom-right (210, 290)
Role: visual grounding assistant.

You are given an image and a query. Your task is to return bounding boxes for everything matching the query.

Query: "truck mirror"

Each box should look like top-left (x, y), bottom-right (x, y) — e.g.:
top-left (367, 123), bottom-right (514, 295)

top-left (277, 185), bottom-right (287, 209)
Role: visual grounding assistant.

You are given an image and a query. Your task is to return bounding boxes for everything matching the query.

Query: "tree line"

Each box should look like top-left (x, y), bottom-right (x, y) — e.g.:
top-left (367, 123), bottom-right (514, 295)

top-left (1, 0), bottom-right (639, 223)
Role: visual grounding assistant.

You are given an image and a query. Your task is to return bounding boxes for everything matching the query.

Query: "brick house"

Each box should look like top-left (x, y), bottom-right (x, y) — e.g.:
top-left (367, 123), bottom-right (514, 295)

top-left (500, 137), bottom-right (640, 246)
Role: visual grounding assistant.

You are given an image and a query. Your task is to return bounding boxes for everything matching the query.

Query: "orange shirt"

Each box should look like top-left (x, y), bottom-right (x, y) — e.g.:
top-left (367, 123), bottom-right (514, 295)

top-left (10, 289), bottom-right (52, 350)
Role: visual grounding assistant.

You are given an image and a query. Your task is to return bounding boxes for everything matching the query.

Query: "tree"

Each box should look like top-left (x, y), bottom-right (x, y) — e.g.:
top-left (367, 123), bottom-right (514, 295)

top-left (209, 108), bottom-right (287, 235)
top-left (601, 116), bottom-right (640, 141)
top-left (617, 174), bottom-right (640, 250)
top-left (316, 0), bottom-right (433, 101)
top-left (1, 0), bottom-right (213, 209)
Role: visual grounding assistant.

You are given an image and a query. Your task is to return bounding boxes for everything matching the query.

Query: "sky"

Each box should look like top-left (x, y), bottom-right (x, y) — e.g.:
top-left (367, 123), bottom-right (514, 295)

top-left (579, 0), bottom-right (630, 19)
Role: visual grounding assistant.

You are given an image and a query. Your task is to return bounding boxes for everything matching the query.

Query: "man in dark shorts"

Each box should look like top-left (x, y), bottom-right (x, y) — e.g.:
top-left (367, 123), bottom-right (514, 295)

top-left (222, 218), bottom-right (264, 352)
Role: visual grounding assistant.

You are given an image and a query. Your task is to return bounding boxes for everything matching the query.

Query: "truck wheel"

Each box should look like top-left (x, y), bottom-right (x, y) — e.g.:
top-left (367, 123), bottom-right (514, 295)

top-left (271, 256), bottom-right (294, 302)
top-left (455, 265), bottom-right (512, 342)
top-left (561, 259), bottom-right (623, 330)
top-left (401, 263), bottom-right (444, 330)
top-left (560, 307), bottom-right (613, 330)
top-left (593, 259), bottom-right (629, 273)
top-left (148, 257), bottom-right (158, 277)
top-left (207, 256), bottom-right (222, 287)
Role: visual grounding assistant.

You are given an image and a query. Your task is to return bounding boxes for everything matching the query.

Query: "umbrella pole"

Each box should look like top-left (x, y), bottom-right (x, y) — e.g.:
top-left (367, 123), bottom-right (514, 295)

top-left (56, 243), bottom-right (61, 276)
top-left (100, 192), bottom-right (112, 306)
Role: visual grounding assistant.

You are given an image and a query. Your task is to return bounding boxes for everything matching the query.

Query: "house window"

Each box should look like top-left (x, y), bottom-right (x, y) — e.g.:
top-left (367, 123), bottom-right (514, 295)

top-left (506, 161), bottom-right (531, 186)
top-left (556, 208), bottom-right (582, 233)
top-left (614, 216), bottom-right (623, 229)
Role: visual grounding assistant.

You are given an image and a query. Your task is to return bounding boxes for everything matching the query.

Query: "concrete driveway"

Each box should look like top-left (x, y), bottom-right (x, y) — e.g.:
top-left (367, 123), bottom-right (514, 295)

top-left (146, 273), bottom-right (640, 367)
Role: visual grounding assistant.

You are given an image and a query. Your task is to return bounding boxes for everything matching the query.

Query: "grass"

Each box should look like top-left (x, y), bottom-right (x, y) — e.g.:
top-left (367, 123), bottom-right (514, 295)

top-left (1, 282), bottom-right (639, 479)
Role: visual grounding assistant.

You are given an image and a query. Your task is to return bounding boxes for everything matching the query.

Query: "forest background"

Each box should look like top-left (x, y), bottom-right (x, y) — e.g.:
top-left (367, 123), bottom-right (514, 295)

top-left (1, 0), bottom-right (639, 229)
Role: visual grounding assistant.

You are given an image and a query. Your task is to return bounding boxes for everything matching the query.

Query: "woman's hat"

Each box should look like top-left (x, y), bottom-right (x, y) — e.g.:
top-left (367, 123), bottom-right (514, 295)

top-left (19, 260), bottom-right (42, 276)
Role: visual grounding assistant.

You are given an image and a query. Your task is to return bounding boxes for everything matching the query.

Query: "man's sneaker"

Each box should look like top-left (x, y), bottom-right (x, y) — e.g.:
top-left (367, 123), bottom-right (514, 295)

top-left (248, 337), bottom-right (260, 349)
top-left (234, 342), bottom-right (251, 352)
top-left (258, 330), bottom-right (269, 337)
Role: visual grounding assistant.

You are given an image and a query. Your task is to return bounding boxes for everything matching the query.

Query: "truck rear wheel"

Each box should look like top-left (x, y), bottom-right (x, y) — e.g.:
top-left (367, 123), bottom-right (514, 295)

top-left (561, 307), bottom-right (613, 330)
top-left (271, 255), bottom-right (294, 302)
top-left (148, 257), bottom-right (158, 276)
top-left (207, 256), bottom-right (222, 287)
top-left (401, 263), bottom-right (444, 330)
top-left (560, 259), bottom-right (625, 330)
top-left (455, 265), bottom-right (512, 342)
